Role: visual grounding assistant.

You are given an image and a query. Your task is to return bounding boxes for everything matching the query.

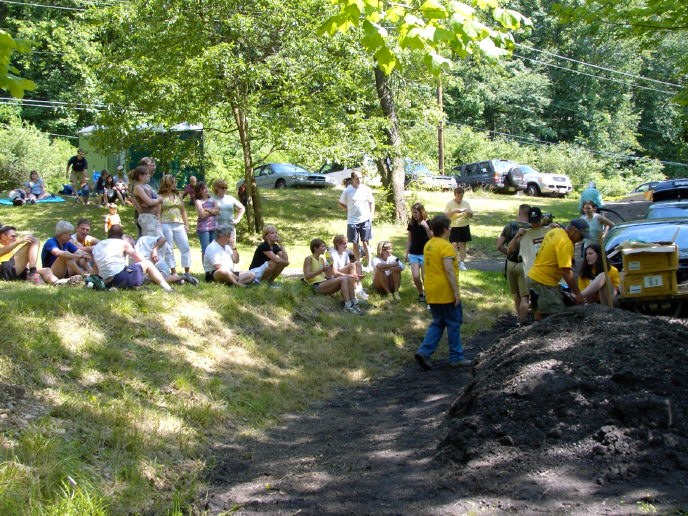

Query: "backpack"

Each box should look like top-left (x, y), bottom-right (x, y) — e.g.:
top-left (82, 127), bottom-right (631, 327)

top-left (84, 274), bottom-right (107, 291)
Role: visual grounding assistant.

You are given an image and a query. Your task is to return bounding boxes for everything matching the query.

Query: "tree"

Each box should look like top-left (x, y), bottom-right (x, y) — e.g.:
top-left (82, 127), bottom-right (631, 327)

top-left (90, 0), bottom-right (380, 233)
top-left (320, 0), bottom-right (531, 222)
top-left (0, 29), bottom-right (35, 98)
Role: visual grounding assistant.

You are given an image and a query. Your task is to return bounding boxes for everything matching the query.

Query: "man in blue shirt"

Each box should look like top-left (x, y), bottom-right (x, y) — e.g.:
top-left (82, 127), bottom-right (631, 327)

top-left (41, 220), bottom-right (89, 282)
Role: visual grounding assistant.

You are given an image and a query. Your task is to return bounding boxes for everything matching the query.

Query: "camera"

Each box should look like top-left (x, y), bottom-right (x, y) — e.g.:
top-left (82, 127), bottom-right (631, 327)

top-left (542, 212), bottom-right (554, 225)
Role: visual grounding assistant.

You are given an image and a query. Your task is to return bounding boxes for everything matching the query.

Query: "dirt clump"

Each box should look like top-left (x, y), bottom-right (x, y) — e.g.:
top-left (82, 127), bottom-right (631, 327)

top-left (439, 304), bottom-right (688, 512)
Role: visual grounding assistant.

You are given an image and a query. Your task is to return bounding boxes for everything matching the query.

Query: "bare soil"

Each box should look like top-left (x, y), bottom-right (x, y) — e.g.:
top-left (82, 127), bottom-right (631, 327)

top-left (201, 306), bottom-right (688, 514)
top-left (200, 200), bottom-right (688, 514)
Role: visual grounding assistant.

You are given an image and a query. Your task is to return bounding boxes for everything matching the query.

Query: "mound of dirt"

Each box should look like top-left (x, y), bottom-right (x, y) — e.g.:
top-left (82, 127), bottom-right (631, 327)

top-left (439, 304), bottom-right (688, 511)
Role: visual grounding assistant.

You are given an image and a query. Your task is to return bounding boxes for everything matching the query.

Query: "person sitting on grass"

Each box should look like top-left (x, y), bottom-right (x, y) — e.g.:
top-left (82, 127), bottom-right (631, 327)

top-left (578, 243), bottom-right (620, 305)
top-left (203, 225), bottom-right (255, 287)
top-left (102, 173), bottom-right (125, 206)
top-left (24, 170), bottom-right (48, 202)
top-left (330, 234), bottom-right (367, 301)
top-left (0, 225), bottom-right (60, 285)
top-left (303, 238), bottom-right (362, 314)
top-left (248, 224), bottom-right (289, 286)
top-left (104, 203), bottom-right (122, 234)
top-left (372, 240), bottom-right (404, 301)
top-left (92, 225), bottom-right (173, 292)
top-left (131, 234), bottom-right (189, 286)
top-left (41, 220), bottom-right (89, 284)
top-left (70, 218), bottom-right (99, 274)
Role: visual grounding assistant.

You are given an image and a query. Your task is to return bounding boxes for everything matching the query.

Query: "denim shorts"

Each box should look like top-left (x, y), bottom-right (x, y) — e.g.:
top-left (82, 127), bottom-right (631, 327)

top-left (347, 220), bottom-right (372, 244)
top-left (408, 254), bottom-right (424, 265)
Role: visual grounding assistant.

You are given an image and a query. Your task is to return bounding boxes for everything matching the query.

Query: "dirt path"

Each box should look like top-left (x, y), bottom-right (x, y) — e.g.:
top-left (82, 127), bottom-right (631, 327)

top-left (201, 320), bottom-right (507, 514)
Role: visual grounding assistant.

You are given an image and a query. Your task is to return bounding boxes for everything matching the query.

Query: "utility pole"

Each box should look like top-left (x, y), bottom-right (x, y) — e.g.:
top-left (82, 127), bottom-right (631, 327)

top-left (437, 76), bottom-right (445, 175)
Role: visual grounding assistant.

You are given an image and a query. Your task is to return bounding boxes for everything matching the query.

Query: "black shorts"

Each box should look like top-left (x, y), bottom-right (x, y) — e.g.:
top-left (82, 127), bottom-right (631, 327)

top-left (0, 258), bottom-right (26, 281)
top-left (205, 270), bottom-right (239, 283)
top-left (450, 226), bottom-right (472, 243)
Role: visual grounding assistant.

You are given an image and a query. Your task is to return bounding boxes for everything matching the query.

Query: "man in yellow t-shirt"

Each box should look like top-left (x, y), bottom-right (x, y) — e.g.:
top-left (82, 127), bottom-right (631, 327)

top-left (527, 219), bottom-right (589, 320)
top-left (414, 214), bottom-right (471, 371)
top-left (444, 187), bottom-right (473, 271)
top-left (0, 225), bottom-right (58, 285)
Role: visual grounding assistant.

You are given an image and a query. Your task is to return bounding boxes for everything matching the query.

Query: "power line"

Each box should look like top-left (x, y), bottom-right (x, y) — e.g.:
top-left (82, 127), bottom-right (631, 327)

top-left (0, 0), bottom-right (85, 10)
top-left (514, 53), bottom-right (678, 96)
top-left (515, 42), bottom-right (684, 89)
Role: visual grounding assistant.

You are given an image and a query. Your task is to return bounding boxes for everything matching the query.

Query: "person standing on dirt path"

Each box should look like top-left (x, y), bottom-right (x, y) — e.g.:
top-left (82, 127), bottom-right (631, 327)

top-left (496, 203), bottom-right (531, 325)
top-left (507, 207), bottom-right (553, 276)
top-left (338, 170), bottom-right (375, 271)
top-left (414, 214), bottom-right (471, 371)
top-left (526, 219), bottom-right (589, 321)
top-left (444, 186), bottom-right (473, 271)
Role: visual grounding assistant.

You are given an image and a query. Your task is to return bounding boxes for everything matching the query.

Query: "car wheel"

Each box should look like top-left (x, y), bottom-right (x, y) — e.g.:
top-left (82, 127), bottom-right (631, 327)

top-left (526, 184), bottom-right (541, 197)
top-left (275, 179), bottom-right (287, 189)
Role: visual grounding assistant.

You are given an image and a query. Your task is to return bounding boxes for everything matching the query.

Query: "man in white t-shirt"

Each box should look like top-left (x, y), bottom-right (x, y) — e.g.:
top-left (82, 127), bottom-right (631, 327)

top-left (338, 170), bottom-right (375, 271)
top-left (92, 225), bottom-right (173, 292)
top-left (133, 234), bottom-right (193, 286)
top-left (203, 225), bottom-right (255, 286)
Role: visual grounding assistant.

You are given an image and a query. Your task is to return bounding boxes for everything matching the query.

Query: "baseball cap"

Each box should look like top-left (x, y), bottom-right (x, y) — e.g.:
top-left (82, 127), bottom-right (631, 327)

top-left (527, 207), bottom-right (542, 223)
top-left (569, 219), bottom-right (590, 240)
top-left (55, 220), bottom-right (74, 235)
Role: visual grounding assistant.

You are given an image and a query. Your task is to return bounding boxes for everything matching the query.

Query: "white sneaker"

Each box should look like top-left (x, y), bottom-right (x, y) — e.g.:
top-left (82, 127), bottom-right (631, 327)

top-left (392, 291), bottom-right (401, 302)
top-left (459, 262), bottom-right (468, 271)
top-left (357, 290), bottom-right (369, 301)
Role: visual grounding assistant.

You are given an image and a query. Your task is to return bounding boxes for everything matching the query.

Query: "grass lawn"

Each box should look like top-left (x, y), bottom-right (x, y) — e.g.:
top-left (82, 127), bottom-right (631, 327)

top-left (0, 187), bottom-right (580, 513)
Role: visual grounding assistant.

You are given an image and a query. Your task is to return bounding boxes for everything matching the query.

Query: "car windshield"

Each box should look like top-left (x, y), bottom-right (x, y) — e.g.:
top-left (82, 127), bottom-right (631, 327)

top-left (272, 163), bottom-right (309, 175)
top-left (406, 162), bottom-right (433, 175)
top-left (646, 205), bottom-right (688, 219)
top-left (519, 165), bottom-right (538, 175)
top-left (606, 222), bottom-right (688, 252)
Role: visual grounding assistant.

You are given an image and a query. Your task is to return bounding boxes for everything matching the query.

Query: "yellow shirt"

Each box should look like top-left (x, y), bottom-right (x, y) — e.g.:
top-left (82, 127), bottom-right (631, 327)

top-left (444, 199), bottom-right (472, 228)
top-left (527, 228), bottom-right (573, 287)
top-left (423, 237), bottom-right (459, 304)
top-left (304, 254), bottom-right (326, 285)
top-left (0, 241), bottom-right (28, 263)
top-left (578, 266), bottom-right (620, 302)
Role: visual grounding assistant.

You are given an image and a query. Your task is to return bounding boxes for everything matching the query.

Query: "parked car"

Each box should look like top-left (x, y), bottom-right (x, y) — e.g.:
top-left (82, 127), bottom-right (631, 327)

top-left (237, 163), bottom-right (334, 190)
top-left (645, 201), bottom-right (688, 220)
top-left (452, 159), bottom-right (526, 194)
top-left (651, 178), bottom-right (688, 202)
top-left (604, 218), bottom-right (688, 284)
top-left (316, 162), bottom-right (360, 187)
top-left (621, 181), bottom-right (660, 202)
top-left (518, 165), bottom-right (573, 198)
top-left (404, 161), bottom-right (456, 190)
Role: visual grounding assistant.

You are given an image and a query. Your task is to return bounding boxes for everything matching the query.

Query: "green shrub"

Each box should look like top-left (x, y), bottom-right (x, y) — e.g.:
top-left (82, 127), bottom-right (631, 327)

top-left (0, 120), bottom-right (75, 192)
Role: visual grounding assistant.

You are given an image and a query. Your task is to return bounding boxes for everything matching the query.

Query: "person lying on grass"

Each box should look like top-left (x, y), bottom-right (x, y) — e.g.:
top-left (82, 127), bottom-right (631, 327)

top-left (303, 238), bottom-right (362, 314)
top-left (130, 234), bottom-right (190, 287)
top-left (203, 225), bottom-right (255, 287)
top-left (92, 225), bottom-right (173, 293)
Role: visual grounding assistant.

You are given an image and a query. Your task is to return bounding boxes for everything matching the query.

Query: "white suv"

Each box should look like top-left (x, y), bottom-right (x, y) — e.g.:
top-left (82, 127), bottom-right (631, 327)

top-left (518, 165), bottom-right (573, 198)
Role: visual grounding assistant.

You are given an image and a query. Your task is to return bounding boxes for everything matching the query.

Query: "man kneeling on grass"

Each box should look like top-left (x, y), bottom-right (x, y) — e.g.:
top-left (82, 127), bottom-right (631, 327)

top-left (0, 225), bottom-right (62, 285)
top-left (92, 225), bottom-right (173, 292)
top-left (203, 225), bottom-right (255, 286)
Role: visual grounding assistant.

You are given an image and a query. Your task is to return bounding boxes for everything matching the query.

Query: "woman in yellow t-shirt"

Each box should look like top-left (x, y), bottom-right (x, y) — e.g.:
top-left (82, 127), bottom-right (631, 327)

top-left (578, 243), bottom-right (619, 305)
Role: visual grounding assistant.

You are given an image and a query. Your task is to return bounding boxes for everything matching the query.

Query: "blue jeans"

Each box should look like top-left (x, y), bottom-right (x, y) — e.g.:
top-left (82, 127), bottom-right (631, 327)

top-left (197, 230), bottom-right (215, 255)
top-left (416, 302), bottom-right (464, 362)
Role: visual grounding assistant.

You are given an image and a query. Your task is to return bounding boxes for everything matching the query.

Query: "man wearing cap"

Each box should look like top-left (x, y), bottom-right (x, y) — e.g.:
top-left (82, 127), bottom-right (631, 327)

top-left (496, 204), bottom-right (531, 325)
top-left (507, 206), bottom-right (554, 275)
top-left (92, 225), bottom-right (174, 292)
top-left (526, 219), bottom-right (590, 320)
top-left (41, 220), bottom-right (89, 282)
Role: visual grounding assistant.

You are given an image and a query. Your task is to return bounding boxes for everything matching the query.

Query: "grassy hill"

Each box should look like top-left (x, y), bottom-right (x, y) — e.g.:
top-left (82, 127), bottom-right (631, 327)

top-left (0, 188), bottom-right (578, 513)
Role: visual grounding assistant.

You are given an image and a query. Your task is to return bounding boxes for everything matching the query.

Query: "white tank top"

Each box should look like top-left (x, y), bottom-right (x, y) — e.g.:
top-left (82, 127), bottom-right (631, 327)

top-left (92, 239), bottom-right (128, 280)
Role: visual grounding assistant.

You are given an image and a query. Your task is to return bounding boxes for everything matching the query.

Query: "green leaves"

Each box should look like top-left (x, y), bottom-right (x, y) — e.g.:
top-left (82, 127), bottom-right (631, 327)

top-left (320, 0), bottom-right (530, 77)
top-left (0, 30), bottom-right (36, 98)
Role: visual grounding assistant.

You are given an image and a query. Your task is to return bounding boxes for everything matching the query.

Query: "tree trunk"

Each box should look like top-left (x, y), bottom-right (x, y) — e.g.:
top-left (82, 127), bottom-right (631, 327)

top-left (437, 77), bottom-right (445, 175)
top-left (232, 103), bottom-right (263, 233)
top-left (374, 66), bottom-right (407, 224)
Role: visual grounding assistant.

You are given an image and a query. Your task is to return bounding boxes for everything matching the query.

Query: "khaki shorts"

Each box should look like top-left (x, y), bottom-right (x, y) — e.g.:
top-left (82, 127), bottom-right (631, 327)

top-left (507, 260), bottom-right (528, 298)
top-left (70, 170), bottom-right (87, 186)
top-left (527, 277), bottom-right (565, 315)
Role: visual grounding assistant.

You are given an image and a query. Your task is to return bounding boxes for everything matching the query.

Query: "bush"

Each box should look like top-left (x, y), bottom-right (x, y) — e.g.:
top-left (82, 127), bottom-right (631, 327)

top-left (0, 121), bottom-right (75, 193)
